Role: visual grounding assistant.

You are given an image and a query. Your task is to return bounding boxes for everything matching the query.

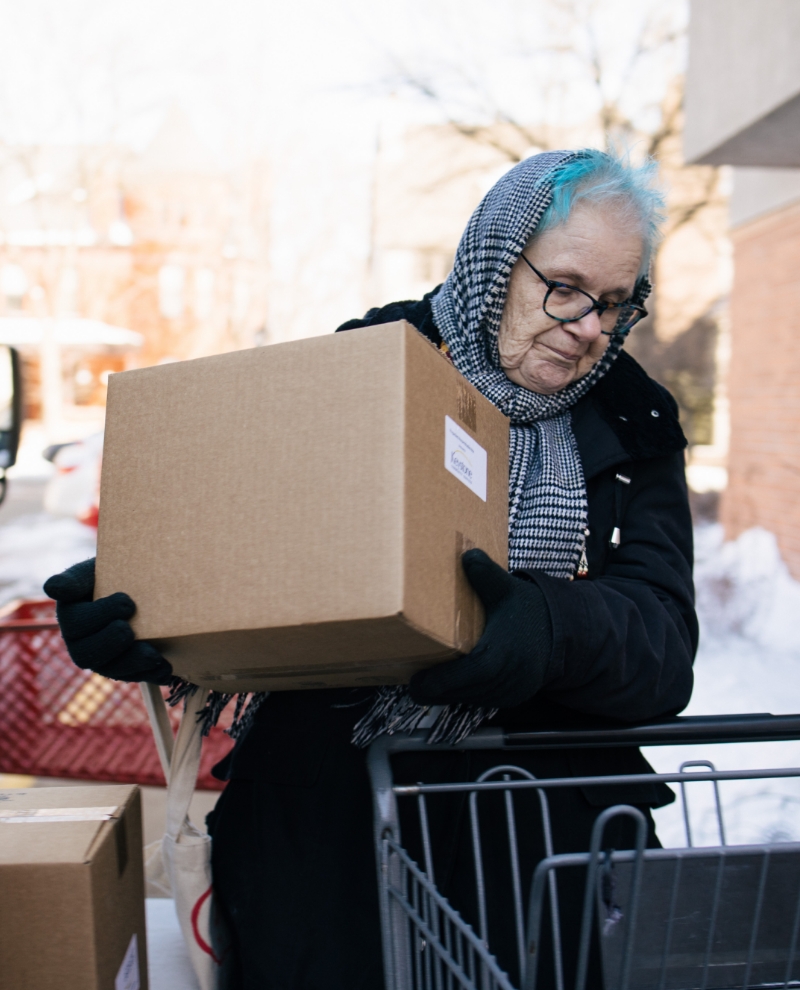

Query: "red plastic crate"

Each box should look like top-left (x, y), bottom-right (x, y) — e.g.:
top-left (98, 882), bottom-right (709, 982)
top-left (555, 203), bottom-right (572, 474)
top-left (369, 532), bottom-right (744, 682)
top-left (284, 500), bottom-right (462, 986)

top-left (0, 600), bottom-right (233, 790)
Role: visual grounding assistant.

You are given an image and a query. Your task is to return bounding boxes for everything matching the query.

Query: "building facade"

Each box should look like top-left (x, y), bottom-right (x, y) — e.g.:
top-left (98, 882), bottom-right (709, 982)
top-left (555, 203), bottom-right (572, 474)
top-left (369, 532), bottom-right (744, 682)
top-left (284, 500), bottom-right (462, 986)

top-left (686, 0), bottom-right (800, 576)
top-left (0, 109), bottom-right (270, 441)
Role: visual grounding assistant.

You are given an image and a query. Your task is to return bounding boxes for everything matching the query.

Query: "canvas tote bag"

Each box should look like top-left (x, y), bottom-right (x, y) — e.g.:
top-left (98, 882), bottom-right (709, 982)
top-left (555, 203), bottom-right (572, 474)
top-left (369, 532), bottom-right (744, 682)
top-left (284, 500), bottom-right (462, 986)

top-left (141, 683), bottom-right (229, 990)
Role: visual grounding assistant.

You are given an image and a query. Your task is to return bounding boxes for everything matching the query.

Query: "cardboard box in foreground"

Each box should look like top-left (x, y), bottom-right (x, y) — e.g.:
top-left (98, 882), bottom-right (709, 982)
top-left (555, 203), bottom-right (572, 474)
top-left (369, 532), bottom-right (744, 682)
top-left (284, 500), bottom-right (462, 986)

top-left (96, 321), bottom-right (509, 691)
top-left (0, 785), bottom-right (146, 990)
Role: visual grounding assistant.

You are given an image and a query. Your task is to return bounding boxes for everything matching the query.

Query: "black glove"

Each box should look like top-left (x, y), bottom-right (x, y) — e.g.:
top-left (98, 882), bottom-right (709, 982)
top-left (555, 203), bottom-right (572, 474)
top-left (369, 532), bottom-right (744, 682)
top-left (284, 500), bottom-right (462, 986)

top-left (43, 558), bottom-right (173, 685)
top-left (409, 549), bottom-right (553, 709)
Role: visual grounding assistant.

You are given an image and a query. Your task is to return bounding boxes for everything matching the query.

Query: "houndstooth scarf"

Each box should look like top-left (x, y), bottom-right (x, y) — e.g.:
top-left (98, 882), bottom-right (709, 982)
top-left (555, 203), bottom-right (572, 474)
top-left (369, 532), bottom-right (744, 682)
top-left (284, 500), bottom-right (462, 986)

top-left (351, 150), bottom-right (651, 747)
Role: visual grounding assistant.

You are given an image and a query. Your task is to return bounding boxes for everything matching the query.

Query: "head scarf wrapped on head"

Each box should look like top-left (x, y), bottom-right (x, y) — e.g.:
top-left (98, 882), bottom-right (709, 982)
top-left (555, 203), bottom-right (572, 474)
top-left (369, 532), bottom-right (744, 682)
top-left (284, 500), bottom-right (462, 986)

top-left (434, 148), bottom-right (651, 577)
top-left (352, 150), bottom-right (652, 746)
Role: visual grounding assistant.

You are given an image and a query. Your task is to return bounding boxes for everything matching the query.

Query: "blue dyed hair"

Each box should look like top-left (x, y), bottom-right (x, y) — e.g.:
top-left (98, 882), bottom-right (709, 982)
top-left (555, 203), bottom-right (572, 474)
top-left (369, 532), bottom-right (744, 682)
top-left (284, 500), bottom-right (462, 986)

top-left (535, 149), bottom-right (666, 276)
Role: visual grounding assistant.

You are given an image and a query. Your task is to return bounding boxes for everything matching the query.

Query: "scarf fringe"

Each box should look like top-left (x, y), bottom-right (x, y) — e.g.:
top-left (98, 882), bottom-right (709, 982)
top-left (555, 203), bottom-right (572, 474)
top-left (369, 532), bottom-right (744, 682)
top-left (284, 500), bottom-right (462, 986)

top-left (165, 679), bottom-right (494, 749)
top-left (426, 701), bottom-right (498, 744)
top-left (350, 685), bottom-right (497, 748)
top-left (165, 676), bottom-right (196, 707)
top-left (165, 677), bottom-right (268, 740)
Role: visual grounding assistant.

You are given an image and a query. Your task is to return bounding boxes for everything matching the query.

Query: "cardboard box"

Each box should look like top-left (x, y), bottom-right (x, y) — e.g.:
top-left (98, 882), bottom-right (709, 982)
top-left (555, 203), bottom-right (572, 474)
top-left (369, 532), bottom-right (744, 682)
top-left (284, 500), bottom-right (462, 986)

top-left (0, 785), bottom-right (147, 990)
top-left (96, 321), bottom-right (509, 691)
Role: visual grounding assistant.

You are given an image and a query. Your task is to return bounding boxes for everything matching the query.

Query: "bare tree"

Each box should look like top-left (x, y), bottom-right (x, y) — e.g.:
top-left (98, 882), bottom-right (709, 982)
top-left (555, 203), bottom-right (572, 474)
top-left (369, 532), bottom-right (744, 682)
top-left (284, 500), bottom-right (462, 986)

top-left (385, 0), bottom-right (715, 241)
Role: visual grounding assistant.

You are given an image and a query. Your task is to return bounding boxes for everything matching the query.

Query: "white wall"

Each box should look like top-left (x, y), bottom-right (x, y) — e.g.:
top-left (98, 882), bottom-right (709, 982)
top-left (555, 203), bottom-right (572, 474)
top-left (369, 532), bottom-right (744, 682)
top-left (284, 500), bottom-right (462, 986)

top-left (730, 167), bottom-right (800, 229)
top-left (685, 0), bottom-right (800, 165)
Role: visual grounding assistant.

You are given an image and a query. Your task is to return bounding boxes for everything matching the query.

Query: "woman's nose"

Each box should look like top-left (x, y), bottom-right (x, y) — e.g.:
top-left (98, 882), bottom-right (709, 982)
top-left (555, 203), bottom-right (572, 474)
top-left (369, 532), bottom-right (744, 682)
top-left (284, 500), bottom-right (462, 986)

top-left (564, 308), bottom-right (603, 341)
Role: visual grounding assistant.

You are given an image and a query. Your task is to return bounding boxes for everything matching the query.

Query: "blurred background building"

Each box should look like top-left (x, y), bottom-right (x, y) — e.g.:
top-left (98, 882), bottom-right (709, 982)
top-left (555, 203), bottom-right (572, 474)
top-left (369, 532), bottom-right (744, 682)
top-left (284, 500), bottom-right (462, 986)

top-left (0, 107), bottom-right (269, 444)
top-left (685, 0), bottom-right (800, 576)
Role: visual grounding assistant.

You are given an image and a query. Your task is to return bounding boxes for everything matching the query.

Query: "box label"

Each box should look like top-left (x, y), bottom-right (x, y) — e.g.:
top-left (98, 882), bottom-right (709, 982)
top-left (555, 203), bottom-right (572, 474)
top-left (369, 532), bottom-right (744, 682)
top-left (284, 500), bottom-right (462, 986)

top-left (116, 934), bottom-right (140, 990)
top-left (444, 415), bottom-right (487, 501)
top-left (0, 806), bottom-right (117, 823)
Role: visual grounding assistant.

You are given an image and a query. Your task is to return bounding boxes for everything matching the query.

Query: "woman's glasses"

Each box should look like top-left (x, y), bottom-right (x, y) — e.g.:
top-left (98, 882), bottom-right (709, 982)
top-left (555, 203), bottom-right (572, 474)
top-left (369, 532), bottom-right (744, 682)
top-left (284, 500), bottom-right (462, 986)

top-left (520, 255), bottom-right (647, 338)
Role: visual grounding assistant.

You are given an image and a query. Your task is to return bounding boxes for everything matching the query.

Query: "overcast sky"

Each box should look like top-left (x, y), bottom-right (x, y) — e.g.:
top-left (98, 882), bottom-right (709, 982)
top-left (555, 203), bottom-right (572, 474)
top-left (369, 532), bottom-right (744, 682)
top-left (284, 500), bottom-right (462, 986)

top-left (0, 0), bottom-right (688, 159)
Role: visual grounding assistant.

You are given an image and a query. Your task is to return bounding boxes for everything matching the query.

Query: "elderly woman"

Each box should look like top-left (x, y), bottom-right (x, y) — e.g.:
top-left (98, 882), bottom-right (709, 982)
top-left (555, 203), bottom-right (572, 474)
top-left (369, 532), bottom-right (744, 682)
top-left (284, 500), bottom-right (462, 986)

top-left (45, 149), bottom-right (696, 989)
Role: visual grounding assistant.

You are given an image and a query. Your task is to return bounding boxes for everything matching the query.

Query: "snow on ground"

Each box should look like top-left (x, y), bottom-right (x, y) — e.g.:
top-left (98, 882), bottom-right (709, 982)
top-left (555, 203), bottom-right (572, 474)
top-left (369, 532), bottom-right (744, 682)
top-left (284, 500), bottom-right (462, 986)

top-left (648, 524), bottom-right (800, 848)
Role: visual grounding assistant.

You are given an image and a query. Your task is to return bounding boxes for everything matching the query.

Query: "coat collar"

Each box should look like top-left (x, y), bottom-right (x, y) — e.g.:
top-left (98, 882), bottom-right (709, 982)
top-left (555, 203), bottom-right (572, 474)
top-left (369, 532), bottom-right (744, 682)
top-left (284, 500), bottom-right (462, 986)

top-left (571, 395), bottom-right (630, 480)
top-left (572, 351), bottom-right (687, 480)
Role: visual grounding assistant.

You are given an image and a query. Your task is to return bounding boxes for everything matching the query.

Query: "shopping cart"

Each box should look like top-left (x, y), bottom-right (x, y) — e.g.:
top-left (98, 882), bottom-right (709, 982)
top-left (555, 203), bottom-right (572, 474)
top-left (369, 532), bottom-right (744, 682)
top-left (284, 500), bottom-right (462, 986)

top-left (0, 599), bottom-right (233, 789)
top-left (368, 714), bottom-right (800, 990)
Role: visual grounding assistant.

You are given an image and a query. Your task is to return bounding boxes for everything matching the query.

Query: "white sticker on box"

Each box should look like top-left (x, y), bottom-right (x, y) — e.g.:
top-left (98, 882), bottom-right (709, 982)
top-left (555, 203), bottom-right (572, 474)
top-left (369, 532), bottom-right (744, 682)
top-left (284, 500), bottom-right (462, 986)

top-left (444, 415), bottom-right (487, 501)
top-left (116, 934), bottom-right (140, 990)
top-left (0, 806), bottom-right (117, 823)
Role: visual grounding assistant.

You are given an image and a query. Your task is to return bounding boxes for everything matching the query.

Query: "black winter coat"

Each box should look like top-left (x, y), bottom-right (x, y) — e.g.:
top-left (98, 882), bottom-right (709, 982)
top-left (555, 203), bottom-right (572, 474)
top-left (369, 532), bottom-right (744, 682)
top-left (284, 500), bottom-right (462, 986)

top-left (208, 296), bottom-right (698, 990)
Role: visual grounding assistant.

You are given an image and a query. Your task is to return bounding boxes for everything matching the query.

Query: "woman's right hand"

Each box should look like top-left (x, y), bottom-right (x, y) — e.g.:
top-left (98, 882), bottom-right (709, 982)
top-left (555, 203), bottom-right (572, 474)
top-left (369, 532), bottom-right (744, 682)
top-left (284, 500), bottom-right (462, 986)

top-left (43, 558), bottom-right (173, 685)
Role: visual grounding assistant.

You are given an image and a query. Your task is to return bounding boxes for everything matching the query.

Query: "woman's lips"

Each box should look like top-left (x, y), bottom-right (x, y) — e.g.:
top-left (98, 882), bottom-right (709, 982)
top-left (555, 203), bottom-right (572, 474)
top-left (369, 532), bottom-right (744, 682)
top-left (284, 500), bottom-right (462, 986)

top-left (541, 342), bottom-right (581, 363)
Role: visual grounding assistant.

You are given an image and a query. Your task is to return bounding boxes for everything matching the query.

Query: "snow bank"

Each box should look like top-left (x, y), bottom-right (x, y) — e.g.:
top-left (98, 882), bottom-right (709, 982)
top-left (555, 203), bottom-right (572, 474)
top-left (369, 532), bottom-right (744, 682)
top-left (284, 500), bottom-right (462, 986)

top-left (648, 524), bottom-right (800, 847)
top-left (694, 524), bottom-right (800, 659)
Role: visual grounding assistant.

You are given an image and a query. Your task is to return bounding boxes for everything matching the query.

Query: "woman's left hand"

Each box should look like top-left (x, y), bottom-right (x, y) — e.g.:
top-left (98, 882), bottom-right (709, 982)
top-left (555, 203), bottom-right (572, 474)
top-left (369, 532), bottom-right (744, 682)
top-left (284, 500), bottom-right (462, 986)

top-left (409, 549), bottom-right (553, 709)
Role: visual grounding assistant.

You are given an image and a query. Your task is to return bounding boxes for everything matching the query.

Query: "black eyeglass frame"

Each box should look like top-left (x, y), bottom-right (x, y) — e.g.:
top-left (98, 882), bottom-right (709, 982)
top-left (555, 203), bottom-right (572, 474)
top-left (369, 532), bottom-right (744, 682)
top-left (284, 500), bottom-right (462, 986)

top-left (520, 254), bottom-right (647, 338)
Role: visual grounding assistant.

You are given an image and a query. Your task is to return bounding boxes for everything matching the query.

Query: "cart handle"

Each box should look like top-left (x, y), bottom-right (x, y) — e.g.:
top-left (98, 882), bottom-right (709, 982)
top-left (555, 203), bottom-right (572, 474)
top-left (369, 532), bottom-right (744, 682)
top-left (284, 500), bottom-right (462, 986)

top-left (371, 713), bottom-right (800, 757)
top-left (504, 712), bottom-right (800, 748)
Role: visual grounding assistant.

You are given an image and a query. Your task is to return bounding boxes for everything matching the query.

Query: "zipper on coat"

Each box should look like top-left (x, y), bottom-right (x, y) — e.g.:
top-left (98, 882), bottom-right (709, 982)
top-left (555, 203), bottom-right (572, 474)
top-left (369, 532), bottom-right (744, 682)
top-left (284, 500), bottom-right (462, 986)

top-left (609, 472), bottom-right (631, 549)
top-left (576, 527), bottom-right (590, 578)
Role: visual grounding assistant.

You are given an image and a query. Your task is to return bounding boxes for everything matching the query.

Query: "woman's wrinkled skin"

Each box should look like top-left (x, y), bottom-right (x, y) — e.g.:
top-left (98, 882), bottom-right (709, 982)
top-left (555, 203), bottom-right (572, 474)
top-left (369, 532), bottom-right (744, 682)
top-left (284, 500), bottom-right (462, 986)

top-left (498, 202), bottom-right (644, 395)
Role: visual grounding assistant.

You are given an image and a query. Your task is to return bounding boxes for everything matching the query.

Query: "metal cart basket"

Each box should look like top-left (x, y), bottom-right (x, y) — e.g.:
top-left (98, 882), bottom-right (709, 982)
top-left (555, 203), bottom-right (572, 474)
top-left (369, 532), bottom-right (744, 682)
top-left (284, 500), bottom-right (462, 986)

top-left (368, 714), bottom-right (800, 990)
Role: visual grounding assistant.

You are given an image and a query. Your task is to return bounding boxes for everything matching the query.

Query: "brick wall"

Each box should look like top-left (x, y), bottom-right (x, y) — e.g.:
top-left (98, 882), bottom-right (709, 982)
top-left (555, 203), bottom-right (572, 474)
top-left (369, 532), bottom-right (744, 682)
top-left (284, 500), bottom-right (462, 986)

top-left (722, 199), bottom-right (800, 577)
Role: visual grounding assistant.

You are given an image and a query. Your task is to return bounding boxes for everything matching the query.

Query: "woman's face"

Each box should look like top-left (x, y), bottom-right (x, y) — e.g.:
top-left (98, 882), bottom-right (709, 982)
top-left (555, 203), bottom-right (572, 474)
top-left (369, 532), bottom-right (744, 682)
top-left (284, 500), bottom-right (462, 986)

top-left (498, 203), bottom-right (644, 394)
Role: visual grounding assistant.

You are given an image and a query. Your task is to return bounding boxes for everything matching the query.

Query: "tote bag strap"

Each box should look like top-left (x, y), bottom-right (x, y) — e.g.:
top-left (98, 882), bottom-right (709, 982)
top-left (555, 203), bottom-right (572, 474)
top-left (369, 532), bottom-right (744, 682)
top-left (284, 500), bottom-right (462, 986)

top-left (140, 683), bottom-right (175, 779)
top-left (140, 683), bottom-right (209, 838)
